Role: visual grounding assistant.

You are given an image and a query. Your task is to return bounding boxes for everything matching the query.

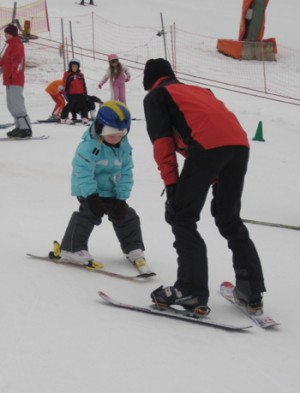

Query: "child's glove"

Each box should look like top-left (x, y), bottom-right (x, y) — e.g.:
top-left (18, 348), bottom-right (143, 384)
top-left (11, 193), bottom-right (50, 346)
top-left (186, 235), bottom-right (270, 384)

top-left (98, 83), bottom-right (102, 89)
top-left (102, 198), bottom-right (128, 220)
top-left (125, 78), bottom-right (130, 82)
top-left (112, 199), bottom-right (128, 220)
top-left (86, 194), bottom-right (105, 217)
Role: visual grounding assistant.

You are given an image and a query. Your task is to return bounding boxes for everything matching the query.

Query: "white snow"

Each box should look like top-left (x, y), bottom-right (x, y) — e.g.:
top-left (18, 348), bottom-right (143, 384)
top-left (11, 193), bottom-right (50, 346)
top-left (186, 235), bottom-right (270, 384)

top-left (0, 1), bottom-right (300, 392)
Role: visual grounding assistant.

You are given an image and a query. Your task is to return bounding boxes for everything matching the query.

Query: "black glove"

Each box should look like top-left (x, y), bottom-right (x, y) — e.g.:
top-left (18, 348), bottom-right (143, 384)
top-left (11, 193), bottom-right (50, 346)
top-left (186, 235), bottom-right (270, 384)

top-left (210, 182), bottom-right (218, 218)
top-left (111, 199), bottom-right (129, 220)
top-left (165, 184), bottom-right (177, 224)
top-left (86, 194), bottom-right (105, 217)
top-left (101, 197), bottom-right (129, 220)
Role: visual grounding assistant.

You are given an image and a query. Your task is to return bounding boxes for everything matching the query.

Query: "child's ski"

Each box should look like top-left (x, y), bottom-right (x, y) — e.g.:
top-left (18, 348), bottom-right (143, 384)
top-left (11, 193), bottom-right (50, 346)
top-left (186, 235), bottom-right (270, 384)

top-left (26, 253), bottom-right (154, 280)
top-left (98, 291), bottom-right (252, 331)
top-left (220, 281), bottom-right (279, 328)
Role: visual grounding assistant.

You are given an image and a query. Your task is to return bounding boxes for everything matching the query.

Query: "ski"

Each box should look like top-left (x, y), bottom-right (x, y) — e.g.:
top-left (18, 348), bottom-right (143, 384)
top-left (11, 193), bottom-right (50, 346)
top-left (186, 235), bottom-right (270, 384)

top-left (36, 119), bottom-right (60, 124)
top-left (98, 291), bottom-right (252, 331)
top-left (26, 253), bottom-right (154, 281)
top-left (220, 281), bottom-right (279, 328)
top-left (0, 122), bottom-right (14, 129)
top-left (36, 119), bottom-right (91, 124)
top-left (132, 260), bottom-right (156, 277)
top-left (243, 218), bottom-right (300, 231)
top-left (0, 135), bottom-right (49, 141)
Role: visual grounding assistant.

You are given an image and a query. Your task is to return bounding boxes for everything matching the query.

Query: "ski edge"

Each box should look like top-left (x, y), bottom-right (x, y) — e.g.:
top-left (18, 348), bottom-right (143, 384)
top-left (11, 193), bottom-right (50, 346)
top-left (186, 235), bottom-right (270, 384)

top-left (98, 291), bottom-right (253, 331)
top-left (26, 253), bottom-right (152, 281)
top-left (220, 281), bottom-right (280, 329)
top-left (0, 135), bottom-right (49, 141)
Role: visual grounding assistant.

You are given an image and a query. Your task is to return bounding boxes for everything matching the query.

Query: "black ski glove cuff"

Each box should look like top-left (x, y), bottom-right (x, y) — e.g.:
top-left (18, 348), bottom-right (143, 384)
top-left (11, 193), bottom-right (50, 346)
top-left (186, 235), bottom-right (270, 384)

top-left (166, 184), bottom-right (177, 200)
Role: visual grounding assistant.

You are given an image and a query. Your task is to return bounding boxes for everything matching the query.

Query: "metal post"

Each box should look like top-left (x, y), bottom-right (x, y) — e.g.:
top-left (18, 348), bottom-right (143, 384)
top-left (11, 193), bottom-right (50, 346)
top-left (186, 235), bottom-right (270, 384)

top-left (0, 43), bottom-right (7, 57)
top-left (160, 12), bottom-right (167, 60)
top-left (91, 12), bottom-right (95, 60)
top-left (12, 2), bottom-right (17, 23)
top-left (69, 20), bottom-right (74, 58)
top-left (61, 18), bottom-right (66, 71)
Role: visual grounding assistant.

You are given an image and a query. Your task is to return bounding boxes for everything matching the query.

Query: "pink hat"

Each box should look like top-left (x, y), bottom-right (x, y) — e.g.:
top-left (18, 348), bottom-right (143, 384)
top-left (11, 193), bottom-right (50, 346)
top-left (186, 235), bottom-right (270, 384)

top-left (108, 54), bottom-right (119, 62)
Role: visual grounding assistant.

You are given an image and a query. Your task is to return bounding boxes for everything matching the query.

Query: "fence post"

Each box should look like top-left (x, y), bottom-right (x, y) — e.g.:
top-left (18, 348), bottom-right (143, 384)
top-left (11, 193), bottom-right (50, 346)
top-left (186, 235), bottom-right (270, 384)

top-left (12, 2), bottom-right (17, 23)
top-left (170, 22), bottom-right (176, 72)
top-left (160, 12), bottom-right (168, 60)
top-left (69, 20), bottom-right (74, 58)
top-left (92, 12), bottom-right (95, 60)
top-left (61, 18), bottom-right (66, 71)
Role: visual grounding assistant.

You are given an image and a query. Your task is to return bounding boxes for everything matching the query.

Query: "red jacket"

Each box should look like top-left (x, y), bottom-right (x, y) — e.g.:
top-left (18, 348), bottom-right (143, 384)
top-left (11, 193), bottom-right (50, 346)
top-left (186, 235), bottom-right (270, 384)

top-left (0, 36), bottom-right (25, 86)
top-left (63, 70), bottom-right (87, 95)
top-left (143, 77), bottom-right (249, 185)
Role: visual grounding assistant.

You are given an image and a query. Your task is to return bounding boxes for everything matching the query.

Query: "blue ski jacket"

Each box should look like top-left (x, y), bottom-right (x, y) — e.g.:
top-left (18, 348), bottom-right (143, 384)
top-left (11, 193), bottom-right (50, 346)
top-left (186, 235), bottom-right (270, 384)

top-left (71, 125), bottom-right (133, 200)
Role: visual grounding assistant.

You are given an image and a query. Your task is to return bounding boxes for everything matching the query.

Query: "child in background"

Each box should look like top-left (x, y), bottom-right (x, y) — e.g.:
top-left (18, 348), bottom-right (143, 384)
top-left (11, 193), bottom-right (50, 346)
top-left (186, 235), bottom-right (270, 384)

top-left (50, 100), bottom-right (150, 275)
top-left (71, 94), bottom-right (103, 121)
top-left (61, 58), bottom-right (89, 125)
top-left (45, 79), bottom-right (65, 119)
top-left (98, 54), bottom-right (130, 104)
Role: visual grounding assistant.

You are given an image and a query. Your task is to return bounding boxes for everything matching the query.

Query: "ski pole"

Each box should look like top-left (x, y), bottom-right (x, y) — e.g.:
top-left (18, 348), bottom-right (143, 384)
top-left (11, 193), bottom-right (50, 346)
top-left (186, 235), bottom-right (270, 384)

top-left (243, 218), bottom-right (300, 231)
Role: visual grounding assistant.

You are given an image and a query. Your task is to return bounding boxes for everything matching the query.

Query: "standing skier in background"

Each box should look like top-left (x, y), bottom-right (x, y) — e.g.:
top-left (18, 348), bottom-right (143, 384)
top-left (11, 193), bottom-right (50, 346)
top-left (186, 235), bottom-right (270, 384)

top-left (98, 54), bottom-right (130, 104)
top-left (0, 24), bottom-right (32, 138)
top-left (143, 58), bottom-right (266, 315)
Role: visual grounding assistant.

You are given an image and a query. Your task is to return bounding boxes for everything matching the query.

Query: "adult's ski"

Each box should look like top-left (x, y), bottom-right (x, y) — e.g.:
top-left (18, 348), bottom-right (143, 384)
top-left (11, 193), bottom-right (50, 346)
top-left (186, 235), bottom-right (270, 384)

top-left (0, 122), bottom-right (14, 129)
top-left (220, 281), bottom-right (279, 328)
top-left (243, 218), bottom-right (300, 231)
top-left (26, 253), bottom-right (154, 281)
top-left (0, 135), bottom-right (49, 141)
top-left (98, 291), bottom-right (252, 331)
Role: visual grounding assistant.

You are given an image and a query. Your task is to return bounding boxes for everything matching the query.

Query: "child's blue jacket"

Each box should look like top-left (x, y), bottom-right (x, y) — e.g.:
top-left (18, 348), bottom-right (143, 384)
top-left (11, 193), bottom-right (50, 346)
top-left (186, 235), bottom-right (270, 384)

top-left (71, 125), bottom-right (133, 200)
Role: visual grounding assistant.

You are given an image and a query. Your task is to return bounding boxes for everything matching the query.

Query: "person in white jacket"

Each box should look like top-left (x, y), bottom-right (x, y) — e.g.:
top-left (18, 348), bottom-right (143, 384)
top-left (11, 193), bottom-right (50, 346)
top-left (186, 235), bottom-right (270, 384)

top-left (98, 54), bottom-right (130, 104)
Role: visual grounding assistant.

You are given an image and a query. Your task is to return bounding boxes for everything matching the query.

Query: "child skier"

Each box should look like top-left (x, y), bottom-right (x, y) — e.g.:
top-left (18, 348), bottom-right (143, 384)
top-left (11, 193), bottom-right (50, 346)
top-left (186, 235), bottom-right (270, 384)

top-left (98, 54), bottom-right (130, 104)
top-left (45, 79), bottom-right (65, 119)
top-left (50, 100), bottom-right (148, 274)
top-left (71, 94), bottom-right (103, 121)
top-left (61, 58), bottom-right (89, 125)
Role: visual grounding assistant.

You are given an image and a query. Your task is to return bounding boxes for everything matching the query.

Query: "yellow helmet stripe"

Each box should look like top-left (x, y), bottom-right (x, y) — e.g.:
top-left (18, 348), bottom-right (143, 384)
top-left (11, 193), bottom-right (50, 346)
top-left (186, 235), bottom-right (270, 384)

top-left (104, 100), bottom-right (126, 121)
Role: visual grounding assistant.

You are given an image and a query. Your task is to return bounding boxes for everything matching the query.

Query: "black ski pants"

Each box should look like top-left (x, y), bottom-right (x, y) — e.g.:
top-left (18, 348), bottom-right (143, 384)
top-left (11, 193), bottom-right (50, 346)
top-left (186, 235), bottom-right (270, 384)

top-left (61, 94), bottom-right (88, 120)
top-left (61, 198), bottom-right (145, 255)
top-left (170, 145), bottom-right (266, 303)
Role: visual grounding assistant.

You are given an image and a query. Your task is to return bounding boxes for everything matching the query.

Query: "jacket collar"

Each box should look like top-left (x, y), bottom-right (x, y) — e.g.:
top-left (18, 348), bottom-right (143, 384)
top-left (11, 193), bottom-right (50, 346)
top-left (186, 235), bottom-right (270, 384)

top-left (150, 76), bottom-right (170, 90)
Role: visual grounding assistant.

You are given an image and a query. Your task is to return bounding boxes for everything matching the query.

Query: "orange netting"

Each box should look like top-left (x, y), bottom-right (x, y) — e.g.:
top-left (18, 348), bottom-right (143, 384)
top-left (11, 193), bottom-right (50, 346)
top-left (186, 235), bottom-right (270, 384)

top-left (0, 0), bottom-right (49, 34)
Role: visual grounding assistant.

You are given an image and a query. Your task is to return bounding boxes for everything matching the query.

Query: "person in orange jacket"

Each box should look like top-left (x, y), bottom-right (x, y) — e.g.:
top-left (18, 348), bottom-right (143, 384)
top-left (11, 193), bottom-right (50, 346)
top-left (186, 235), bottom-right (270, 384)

top-left (45, 80), bottom-right (65, 119)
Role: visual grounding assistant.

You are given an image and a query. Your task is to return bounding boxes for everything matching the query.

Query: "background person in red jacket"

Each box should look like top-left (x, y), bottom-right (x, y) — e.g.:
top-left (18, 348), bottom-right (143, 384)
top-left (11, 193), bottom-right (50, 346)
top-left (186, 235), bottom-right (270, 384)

top-left (60, 59), bottom-right (88, 125)
top-left (143, 58), bottom-right (266, 315)
top-left (0, 24), bottom-right (32, 138)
